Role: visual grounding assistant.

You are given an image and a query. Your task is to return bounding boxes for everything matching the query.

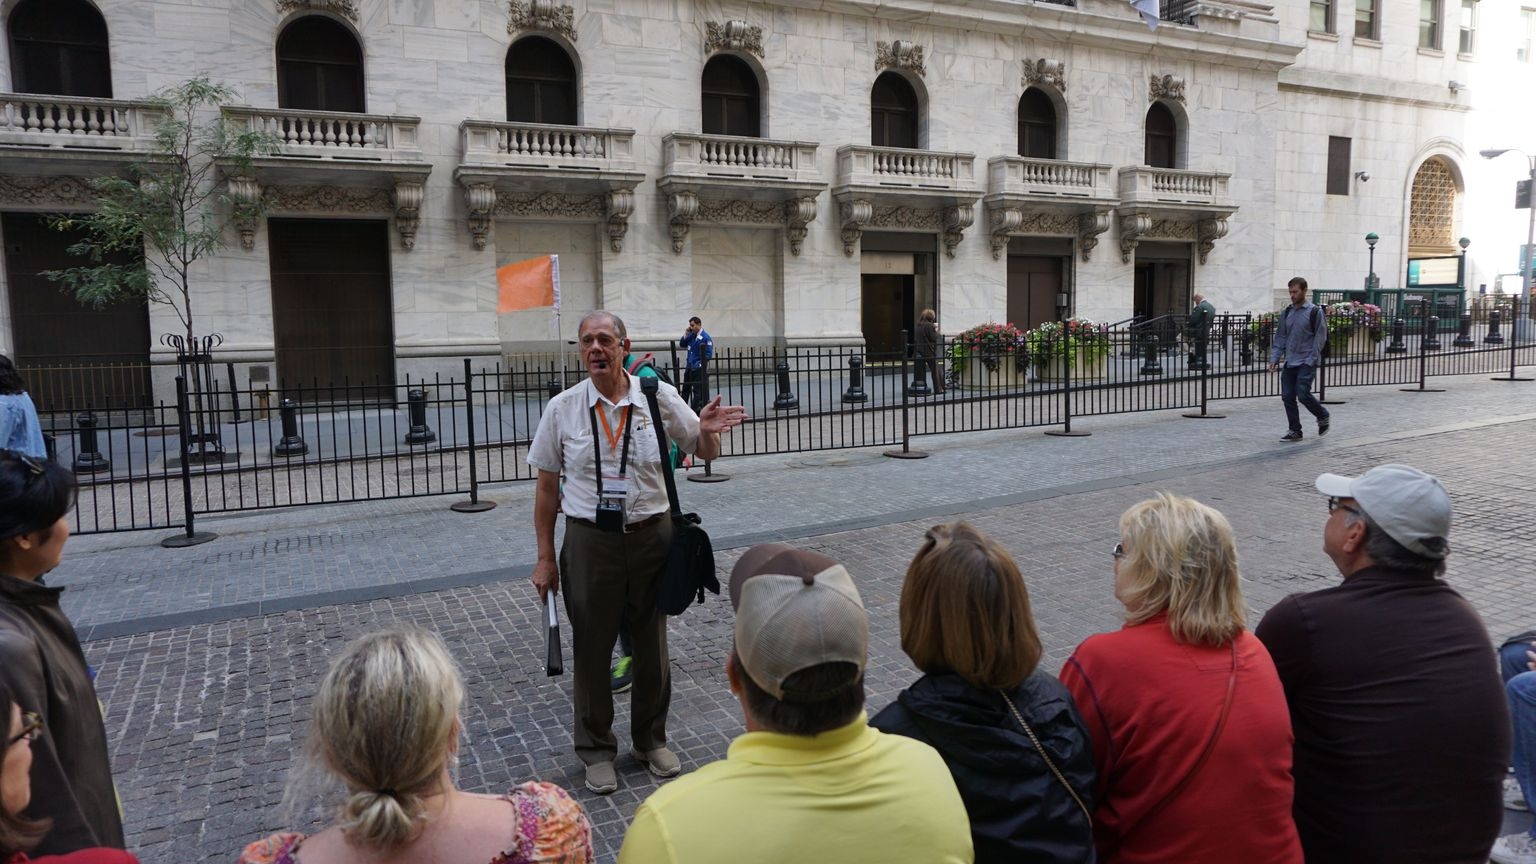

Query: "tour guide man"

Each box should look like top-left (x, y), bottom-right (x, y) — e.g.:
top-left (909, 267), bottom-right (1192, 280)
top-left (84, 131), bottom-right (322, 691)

top-left (528, 310), bottom-right (747, 795)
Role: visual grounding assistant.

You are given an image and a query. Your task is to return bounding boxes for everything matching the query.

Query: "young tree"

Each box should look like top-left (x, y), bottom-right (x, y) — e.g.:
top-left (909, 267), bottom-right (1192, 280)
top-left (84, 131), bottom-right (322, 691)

top-left (43, 76), bottom-right (275, 348)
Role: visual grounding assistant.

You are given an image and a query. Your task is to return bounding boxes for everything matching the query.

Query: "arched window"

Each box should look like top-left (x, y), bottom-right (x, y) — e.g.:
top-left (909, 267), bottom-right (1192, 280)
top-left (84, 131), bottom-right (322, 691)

top-left (1017, 88), bottom-right (1057, 159)
top-left (1409, 157), bottom-right (1459, 253)
top-left (701, 55), bottom-right (760, 137)
top-left (7, 0), bottom-right (112, 97)
top-left (506, 36), bottom-right (577, 125)
top-left (871, 72), bottom-right (919, 149)
top-left (276, 16), bottom-right (365, 113)
top-left (1144, 102), bottom-right (1177, 168)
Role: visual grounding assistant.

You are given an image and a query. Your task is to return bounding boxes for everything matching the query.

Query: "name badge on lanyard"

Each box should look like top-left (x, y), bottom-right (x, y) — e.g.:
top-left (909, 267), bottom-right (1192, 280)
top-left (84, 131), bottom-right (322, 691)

top-left (592, 403), bottom-right (634, 503)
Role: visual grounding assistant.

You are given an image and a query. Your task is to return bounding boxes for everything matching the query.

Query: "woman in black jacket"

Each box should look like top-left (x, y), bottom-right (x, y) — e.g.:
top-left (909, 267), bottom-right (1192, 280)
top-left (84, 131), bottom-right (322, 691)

top-left (872, 522), bottom-right (1095, 864)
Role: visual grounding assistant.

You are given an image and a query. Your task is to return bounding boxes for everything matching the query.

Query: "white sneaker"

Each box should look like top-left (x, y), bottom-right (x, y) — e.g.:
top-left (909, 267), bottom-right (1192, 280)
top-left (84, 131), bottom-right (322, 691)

top-left (1509, 776), bottom-right (1530, 812)
top-left (1491, 833), bottom-right (1536, 864)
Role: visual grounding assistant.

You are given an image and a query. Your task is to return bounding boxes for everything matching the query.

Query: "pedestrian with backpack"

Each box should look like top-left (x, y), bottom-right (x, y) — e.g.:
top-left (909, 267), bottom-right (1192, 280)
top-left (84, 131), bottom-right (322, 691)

top-left (1268, 276), bottom-right (1330, 442)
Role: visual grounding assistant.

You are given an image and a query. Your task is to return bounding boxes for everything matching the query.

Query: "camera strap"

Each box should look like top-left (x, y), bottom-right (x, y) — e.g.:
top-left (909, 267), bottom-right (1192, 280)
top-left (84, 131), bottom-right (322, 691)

top-left (589, 401), bottom-right (633, 498)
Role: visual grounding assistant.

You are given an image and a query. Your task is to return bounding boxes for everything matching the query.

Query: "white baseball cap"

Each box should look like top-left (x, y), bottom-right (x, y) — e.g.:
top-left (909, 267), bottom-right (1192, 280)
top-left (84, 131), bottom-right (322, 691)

top-left (1315, 464), bottom-right (1452, 559)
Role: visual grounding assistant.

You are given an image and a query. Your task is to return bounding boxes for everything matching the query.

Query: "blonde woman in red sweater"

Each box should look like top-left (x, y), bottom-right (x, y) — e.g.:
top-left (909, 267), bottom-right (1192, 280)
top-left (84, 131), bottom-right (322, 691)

top-left (1060, 493), bottom-right (1302, 864)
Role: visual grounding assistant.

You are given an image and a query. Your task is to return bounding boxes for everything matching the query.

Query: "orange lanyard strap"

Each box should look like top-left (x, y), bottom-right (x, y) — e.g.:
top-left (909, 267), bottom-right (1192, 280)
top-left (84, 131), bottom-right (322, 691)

top-left (589, 403), bottom-right (634, 494)
top-left (597, 405), bottom-right (630, 451)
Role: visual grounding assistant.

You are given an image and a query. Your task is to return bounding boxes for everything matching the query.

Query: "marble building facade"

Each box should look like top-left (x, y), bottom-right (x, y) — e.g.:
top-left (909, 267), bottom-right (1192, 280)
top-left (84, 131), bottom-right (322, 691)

top-left (0, 0), bottom-right (1521, 393)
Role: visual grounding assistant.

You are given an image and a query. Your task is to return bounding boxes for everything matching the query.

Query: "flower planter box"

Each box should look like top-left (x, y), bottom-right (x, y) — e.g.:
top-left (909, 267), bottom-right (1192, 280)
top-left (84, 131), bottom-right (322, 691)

top-left (958, 353), bottom-right (1028, 390)
top-left (1033, 350), bottom-right (1108, 382)
top-left (1328, 327), bottom-right (1379, 358)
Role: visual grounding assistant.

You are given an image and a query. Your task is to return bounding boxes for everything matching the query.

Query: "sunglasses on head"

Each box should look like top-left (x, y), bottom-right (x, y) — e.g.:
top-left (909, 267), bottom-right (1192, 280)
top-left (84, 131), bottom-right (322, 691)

top-left (7, 711), bottom-right (42, 747)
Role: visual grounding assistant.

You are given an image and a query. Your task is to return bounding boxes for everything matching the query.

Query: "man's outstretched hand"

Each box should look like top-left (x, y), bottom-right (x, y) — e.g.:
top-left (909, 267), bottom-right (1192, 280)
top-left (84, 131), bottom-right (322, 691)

top-left (698, 395), bottom-right (748, 436)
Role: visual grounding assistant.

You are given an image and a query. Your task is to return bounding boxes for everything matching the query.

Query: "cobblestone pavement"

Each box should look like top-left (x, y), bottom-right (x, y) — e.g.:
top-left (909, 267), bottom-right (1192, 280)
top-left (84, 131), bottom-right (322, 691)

top-left (64, 368), bottom-right (1536, 863)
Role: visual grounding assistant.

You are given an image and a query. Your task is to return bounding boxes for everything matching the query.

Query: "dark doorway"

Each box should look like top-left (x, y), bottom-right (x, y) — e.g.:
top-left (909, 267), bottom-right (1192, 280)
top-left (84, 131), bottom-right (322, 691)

top-left (7, 0), bottom-right (112, 98)
top-left (1007, 256), bottom-right (1063, 331)
top-left (1145, 102), bottom-right (1177, 168)
top-left (861, 274), bottom-right (915, 358)
top-left (871, 72), bottom-right (919, 149)
top-left (506, 36), bottom-right (577, 125)
top-left (268, 219), bottom-right (394, 399)
top-left (3, 213), bottom-right (150, 411)
top-left (276, 16), bottom-right (366, 113)
top-left (701, 54), bottom-right (760, 137)
top-left (1017, 89), bottom-right (1057, 159)
top-left (1133, 251), bottom-right (1192, 346)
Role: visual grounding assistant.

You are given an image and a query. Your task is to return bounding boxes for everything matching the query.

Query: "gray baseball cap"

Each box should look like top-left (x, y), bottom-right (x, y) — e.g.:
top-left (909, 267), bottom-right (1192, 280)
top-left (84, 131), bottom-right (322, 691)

top-left (729, 543), bottom-right (868, 701)
top-left (1315, 464), bottom-right (1452, 559)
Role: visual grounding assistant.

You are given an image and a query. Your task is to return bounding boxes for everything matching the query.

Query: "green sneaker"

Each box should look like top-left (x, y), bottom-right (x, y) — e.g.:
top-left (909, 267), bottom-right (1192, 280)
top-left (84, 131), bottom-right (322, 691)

top-left (610, 655), bottom-right (634, 694)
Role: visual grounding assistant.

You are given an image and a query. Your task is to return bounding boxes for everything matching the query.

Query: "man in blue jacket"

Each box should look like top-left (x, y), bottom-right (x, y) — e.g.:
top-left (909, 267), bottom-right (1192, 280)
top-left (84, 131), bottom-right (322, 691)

top-left (1267, 276), bottom-right (1330, 442)
top-left (680, 316), bottom-right (713, 411)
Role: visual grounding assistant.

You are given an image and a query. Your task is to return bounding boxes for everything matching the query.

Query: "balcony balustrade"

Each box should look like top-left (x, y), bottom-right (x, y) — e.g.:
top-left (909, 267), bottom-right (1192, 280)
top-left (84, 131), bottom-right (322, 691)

top-left (223, 106), bottom-right (422, 163)
top-left (0, 94), bottom-right (163, 152)
top-left (1118, 166), bottom-right (1231, 206)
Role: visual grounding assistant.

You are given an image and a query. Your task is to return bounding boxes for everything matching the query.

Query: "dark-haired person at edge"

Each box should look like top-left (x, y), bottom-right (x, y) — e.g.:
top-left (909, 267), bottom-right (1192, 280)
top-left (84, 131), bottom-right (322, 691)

top-left (528, 311), bottom-right (746, 796)
top-left (1, 677), bottom-right (136, 864)
top-left (0, 359), bottom-right (46, 460)
top-left (872, 522), bottom-right (1094, 863)
top-left (0, 451), bottom-right (124, 854)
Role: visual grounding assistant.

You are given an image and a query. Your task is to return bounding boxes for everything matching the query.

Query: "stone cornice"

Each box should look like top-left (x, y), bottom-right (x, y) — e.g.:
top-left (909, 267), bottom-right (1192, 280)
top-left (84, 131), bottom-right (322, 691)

top-left (1277, 73), bottom-right (1472, 113)
top-left (815, 0), bottom-right (1301, 71)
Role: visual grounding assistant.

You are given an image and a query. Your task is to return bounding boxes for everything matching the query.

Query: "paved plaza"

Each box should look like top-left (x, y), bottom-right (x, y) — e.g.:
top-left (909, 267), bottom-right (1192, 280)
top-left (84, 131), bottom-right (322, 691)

top-left (51, 368), bottom-right (1536, 862)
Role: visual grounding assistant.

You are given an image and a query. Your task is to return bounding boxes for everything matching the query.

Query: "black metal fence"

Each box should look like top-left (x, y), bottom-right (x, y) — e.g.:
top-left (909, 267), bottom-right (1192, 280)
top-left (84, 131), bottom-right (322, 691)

top-left (35, 298), bottom-right (1536, 536)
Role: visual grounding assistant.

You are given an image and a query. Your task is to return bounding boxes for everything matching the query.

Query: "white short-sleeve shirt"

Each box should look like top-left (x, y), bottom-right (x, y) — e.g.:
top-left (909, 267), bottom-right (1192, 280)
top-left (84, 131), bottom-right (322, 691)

top-left (527, 374), bottom-right (701, 523)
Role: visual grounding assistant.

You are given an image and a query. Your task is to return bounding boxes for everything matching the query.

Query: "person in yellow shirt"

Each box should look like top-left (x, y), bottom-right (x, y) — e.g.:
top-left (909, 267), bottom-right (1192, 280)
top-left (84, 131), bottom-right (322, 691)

top-left (618, 542), bottom-right (974, 864)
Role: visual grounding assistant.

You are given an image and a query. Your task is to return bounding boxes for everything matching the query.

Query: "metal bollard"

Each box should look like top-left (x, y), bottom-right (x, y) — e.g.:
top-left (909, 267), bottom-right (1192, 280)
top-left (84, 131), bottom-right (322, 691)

top-left (772, 358), bottom-right (799, 410)
top-left (1385, 317), bottom-right (1407, 353)
top-left (1453, 313), bottom-right (1475, 347)
top-left (907, 351), bottom-right (930, 397)
top-left (1422, 316), bottom-right (1442, 351)
top-left (72, 410), bottom-right (110, 473)
top-left (1484, 309), bottom-right (1505, 345)
top-left (842, 355), bottom-right (868, 403)
top-left (273, 397), bottom-right (309, 457)
top-left (404, 388), bottom-right (437, 444)
top-left (1239, 329), bottom-right (1254, 365)
top-left (1139, 334), bottom-right (1163, 376)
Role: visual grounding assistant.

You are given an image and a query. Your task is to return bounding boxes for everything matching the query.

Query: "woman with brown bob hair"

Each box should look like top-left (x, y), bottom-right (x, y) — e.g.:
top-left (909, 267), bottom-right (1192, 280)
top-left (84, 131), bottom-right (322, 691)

top-left (871, 522), bottom-right (1095, 864)
top-left (1059, 492), bottom-right (1302, 864)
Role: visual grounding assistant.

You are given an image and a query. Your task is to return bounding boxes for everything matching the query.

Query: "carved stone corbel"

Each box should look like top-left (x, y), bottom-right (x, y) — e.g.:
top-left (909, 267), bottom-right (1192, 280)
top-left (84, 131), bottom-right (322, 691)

top-left (1119, 212), bottom-right (1152, 262)
top-left (988, 206), bottom-right (1024, 260)
top-left (1078, 211), bottom-right (1110, 262)
top-left (1023, 59), bottom-right (1066, 92)
top-left (227, 175), bottom-right (261, 251)
top-left (667, 191), bottom-right (699, 254)
top-left (942, 204), bottom-right (975, 259)
top-left (785, 196), bottom-right (817, 256)
top-left (839, 199), bottom-right (872, 256)
top-left (705, 20), bottom-right (764, 57)
top-left (1197, 216), bottom-right (1228, 264)
top-left (393, 180), bottom-right (423, 250)
top-left (464, 183), bottom-right (496, 250)
top-left (875, 41), bottom-right (926, 76)
top-left (1150, 74), bottom-right (1186, 104)
top-left (605, 187), bottom-right (634, 253)
top-left (277, 0), bottom-right (358, 23)
top-left (508, 1), bottom-right (576, 40)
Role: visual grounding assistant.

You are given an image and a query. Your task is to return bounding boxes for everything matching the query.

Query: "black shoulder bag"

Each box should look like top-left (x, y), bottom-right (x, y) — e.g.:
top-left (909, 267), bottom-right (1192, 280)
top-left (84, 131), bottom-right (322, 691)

top-left (640, 377), bottom-right (719, 615)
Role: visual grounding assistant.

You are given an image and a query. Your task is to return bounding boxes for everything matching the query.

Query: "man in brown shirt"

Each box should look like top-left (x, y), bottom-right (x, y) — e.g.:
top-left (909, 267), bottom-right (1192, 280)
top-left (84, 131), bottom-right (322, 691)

top-left (1256, 464), bottom-right (1509, 864)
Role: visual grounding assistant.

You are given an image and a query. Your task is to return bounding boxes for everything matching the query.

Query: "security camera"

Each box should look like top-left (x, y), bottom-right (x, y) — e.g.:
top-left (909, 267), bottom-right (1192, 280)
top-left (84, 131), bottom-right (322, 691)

top-left (1354, 171), bottom-right (1371, 183)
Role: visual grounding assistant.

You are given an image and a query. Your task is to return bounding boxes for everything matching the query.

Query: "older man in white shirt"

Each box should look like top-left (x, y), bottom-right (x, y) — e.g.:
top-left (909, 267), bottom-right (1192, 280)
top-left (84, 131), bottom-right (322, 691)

top-left (528, 309), bottom-right (746, 795)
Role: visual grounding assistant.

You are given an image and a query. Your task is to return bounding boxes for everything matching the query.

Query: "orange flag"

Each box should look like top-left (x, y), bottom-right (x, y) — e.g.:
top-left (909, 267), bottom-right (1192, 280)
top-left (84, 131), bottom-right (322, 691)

top-left (496, 254), bottom-right (560, 313)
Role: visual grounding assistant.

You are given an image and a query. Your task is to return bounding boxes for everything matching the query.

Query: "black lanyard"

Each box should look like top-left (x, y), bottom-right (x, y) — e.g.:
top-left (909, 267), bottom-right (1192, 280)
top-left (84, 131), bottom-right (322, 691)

top-left (589, 400), bottom-right (634, 498)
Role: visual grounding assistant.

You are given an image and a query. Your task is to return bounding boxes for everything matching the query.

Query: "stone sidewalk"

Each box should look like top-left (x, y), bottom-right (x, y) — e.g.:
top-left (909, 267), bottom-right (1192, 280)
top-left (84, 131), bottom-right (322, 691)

top-left (59, 366), bottom-right (1536, 862)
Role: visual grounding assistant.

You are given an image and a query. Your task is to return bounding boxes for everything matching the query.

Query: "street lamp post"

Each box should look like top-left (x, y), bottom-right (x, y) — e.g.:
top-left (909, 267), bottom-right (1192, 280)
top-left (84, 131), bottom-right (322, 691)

top-left (1480, 148), bottom-right (1536, 308)
top-left (1364, 232), bottom-right (1380, 294)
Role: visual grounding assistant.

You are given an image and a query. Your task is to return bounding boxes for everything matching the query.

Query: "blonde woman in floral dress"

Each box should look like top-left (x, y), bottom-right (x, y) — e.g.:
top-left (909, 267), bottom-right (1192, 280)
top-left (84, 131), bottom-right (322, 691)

top-left (238, 628), bottom-right (592, 864)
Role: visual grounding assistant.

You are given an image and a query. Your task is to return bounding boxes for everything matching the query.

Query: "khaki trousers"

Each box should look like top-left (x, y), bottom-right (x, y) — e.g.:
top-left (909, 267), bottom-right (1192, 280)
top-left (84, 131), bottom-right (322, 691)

top-left (560, 516), bottom-right (672, 765)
